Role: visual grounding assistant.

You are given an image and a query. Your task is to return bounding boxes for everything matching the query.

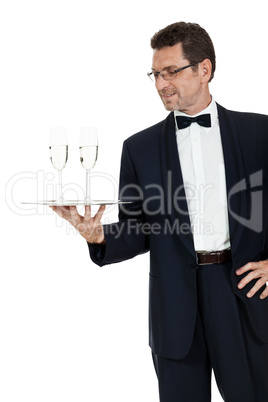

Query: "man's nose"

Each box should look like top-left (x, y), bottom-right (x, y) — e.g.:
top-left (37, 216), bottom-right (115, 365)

top-left (156, 75), bottom-right (171, 91)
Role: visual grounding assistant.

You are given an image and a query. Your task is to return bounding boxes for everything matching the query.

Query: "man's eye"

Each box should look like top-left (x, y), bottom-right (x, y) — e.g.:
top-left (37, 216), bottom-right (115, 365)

top-left (153, 72), bottom-right (159, 79)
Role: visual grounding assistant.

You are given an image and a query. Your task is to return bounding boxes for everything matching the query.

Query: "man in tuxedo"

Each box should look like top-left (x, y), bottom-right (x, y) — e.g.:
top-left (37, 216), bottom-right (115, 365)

top-left (51, 22), bottom-right (268, 401)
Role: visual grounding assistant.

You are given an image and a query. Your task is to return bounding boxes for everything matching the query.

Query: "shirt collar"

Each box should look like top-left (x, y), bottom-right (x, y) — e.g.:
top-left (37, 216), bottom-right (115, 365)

top-left (174, 97), bottom-right (218, 133)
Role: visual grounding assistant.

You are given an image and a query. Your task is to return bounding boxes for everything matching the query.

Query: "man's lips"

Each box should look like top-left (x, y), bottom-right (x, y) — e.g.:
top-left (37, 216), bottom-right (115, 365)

top-left (161, 92), bottom-right (176, 99)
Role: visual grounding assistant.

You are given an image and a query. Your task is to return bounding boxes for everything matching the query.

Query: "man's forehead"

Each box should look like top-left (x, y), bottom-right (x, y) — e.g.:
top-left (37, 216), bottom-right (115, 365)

top-left (152, 43), bottom-right (186, 69)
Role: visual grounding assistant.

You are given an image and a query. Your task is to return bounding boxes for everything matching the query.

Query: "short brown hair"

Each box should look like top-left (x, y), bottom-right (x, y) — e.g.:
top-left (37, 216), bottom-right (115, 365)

top-left (150, 22), bottom-right (216, 82)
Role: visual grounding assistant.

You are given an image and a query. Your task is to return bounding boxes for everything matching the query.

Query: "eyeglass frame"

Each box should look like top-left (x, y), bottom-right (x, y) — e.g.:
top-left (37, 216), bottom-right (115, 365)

top-left (147, 61), bottom-right (203, 82)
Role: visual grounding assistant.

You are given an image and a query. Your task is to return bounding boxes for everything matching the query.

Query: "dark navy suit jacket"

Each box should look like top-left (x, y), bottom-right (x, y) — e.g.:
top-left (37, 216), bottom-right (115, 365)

top-left (89, 104), bottom-right (268, 359)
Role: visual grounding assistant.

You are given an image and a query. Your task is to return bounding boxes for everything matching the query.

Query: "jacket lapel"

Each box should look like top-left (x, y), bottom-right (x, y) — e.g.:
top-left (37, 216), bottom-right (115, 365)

top-left (217, 103), bottom-right (247, 255)
top-left (160, 113), bottom-right (196, 258)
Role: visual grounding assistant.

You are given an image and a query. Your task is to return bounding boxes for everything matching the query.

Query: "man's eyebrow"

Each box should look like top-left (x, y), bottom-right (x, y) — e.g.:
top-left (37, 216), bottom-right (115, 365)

top-left (151, 65), bottom-right (178, 71)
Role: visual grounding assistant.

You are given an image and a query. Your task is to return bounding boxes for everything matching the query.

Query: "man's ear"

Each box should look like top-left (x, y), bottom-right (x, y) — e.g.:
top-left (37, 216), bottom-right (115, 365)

top-left (200, 59), bottom-right (212, 83)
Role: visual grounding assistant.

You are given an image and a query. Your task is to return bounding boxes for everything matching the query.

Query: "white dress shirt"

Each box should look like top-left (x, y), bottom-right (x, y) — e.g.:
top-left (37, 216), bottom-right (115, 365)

top-left (174, 98), bottom-right (230, 251)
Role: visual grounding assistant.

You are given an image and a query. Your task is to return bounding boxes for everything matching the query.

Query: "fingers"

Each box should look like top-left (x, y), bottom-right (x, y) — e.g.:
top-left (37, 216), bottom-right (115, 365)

top-left (260, 285), bottom-right (268, 299)
top-left (236, 261), bottom-right (258, 276)
top-left (50, 204), bottom-right (106, 244)
top-left (69, 206), bottom-right (80, 219)
top-left (237, 269), bottom-right (258, 289)
top-left (246, 278), bottom-right (267, 298)
top-left (236, 260), bottom-right (268, 299)
top-left (93, 205), bottom-right (106, 223)
top-left (49, 205), bottom-right (71, 218)
top-left (50, 205), bottom-right (82, 227)
top-left (84, 205), bottom-right (92, 221)
top-left (50, 205), bottom-right (105, 222)
top-left (77, 205), bottom-right (105, 223)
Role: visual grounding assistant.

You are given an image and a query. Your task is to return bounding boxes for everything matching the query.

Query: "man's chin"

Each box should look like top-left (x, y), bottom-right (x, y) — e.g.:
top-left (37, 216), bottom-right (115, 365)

top-left (163, 102), bottom-right (178, 112)
top-left (160, 97), bottom-right (178, 111)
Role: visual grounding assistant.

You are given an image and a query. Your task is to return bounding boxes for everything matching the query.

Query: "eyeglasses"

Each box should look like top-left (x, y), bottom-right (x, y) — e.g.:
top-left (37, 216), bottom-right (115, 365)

top-left (147, 62), bottom-right (201, 82)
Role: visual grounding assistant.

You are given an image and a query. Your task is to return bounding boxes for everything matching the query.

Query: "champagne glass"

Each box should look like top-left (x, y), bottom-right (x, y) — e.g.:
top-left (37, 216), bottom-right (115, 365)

top-left (79, 127), bottom-right (98, 203)
top-left (49, 127), bottom-right (68, 204)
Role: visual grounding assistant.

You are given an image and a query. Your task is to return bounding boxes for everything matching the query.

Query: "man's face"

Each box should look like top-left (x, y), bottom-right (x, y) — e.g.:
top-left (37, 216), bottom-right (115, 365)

top-left (152, 43), bottom-right (206, 114)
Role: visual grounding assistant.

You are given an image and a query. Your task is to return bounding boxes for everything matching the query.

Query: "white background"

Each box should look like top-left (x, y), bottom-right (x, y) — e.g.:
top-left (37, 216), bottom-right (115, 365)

top-left (1, 0), bottom-right (267, 401)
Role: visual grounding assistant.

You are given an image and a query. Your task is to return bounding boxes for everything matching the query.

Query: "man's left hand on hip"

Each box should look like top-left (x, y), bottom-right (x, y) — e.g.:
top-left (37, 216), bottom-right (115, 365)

top-left (236, 261), bottom-right (268, 299)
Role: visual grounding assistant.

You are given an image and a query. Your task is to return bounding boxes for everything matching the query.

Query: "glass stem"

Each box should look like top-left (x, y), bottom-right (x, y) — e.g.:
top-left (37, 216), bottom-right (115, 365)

top-left (85, 170), bottom-right (90, 203)
top-left (58, 170), bottom-right (63, 203)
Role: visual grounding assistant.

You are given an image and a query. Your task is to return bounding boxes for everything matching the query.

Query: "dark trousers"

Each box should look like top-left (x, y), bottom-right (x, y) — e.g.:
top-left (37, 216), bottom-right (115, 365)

top-left (152, 262), bottom-right (268, 402)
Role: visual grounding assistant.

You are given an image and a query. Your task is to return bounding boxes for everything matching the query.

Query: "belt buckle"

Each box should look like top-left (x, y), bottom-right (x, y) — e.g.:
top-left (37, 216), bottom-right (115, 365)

top-left (196, 251), bottom-right (215, 266)
top-left (196, 249), bottom-right (231, 266)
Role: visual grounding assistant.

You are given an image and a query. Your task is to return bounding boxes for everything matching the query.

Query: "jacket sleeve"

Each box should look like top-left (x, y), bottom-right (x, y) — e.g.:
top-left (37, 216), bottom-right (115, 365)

top-left (88, 140), bottom-right (149, 267)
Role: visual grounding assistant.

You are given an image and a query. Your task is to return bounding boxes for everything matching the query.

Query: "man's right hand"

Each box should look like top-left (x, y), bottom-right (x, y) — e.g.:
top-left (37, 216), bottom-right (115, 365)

top-left (50, 204), bottom-right (106, 244)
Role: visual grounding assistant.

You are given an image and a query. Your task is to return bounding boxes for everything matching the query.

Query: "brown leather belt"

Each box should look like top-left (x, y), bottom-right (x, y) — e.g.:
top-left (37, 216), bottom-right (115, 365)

top-left (196, 249), bottom-right (232, 265)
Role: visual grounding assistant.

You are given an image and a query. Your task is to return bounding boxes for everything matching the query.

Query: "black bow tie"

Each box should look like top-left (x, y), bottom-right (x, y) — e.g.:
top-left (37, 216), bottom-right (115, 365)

top-left (176, 114), bottom-right (211, 130)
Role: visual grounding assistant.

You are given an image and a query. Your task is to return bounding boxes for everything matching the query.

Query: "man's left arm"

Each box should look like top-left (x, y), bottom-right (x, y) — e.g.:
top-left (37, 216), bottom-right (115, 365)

top-left (235, 113), bottom-right (268, 299)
